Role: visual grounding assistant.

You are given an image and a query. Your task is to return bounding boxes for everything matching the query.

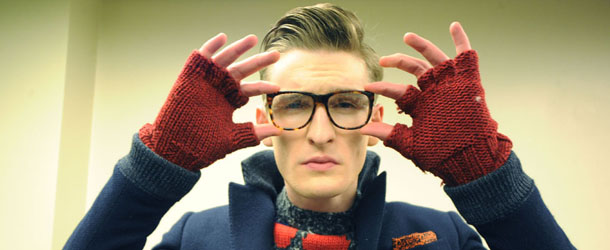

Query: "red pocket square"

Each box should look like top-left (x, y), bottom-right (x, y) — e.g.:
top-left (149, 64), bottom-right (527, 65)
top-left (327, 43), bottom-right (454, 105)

top-left (392, 231), bottom-right (438, 250)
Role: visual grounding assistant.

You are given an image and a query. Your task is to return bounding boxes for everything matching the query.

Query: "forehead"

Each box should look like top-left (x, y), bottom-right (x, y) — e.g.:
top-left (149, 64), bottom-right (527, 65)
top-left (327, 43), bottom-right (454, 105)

top-left (267, 49), bottom-right (369, 93)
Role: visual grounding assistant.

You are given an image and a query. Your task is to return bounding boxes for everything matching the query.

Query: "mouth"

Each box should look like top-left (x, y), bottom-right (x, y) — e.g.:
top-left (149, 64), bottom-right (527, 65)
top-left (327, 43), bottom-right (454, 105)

top-left (301, 155), bottom-right (339, 171)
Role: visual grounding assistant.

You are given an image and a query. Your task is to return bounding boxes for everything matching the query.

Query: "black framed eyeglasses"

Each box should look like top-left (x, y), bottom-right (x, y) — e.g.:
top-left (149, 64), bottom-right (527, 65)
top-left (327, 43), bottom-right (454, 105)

top-left (266, 90), bottom-right (375, 131)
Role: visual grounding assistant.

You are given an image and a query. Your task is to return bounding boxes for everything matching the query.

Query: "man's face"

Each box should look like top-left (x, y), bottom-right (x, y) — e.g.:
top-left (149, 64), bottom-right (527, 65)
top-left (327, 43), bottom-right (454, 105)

top-left (256, 49), bottom-right (382, 211)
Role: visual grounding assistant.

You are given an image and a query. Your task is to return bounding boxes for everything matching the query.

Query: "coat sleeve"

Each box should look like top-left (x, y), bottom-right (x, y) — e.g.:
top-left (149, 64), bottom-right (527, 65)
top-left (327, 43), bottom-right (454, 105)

top-left (444, 152), bottom-right (576, 249)
top-left (63, 134), bottom-right (200, 250)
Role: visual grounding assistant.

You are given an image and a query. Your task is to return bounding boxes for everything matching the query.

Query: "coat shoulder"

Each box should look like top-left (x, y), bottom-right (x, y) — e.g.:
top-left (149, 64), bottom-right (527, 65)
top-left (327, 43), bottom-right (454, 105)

top-left (185, 205), bottom-right (230, 231)
top-left (384, 201), bottom-right (456, 224)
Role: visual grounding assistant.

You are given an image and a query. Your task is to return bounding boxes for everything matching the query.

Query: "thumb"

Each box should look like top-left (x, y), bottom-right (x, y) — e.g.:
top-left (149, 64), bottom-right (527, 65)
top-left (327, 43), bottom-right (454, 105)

top-left (360, 122), bottom-right (394, 141)
top-left (254, 124), bottom-right (282, 141)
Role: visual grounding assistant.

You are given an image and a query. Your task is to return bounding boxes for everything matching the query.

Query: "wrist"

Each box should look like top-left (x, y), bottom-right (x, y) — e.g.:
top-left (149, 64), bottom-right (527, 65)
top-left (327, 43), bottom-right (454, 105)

top-left (439, 133), bottom-right (512, 186)
top-left (120, 133), bottom-right (201, 201)
top-left (443, 151), bottom-right (533, 225)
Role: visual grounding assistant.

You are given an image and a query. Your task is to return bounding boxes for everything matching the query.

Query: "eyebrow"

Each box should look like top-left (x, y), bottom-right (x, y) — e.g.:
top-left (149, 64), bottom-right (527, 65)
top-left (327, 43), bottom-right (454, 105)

top-left (298, 87), bottom-right (363, 94)
top-left (329, 87), bottom-right (357, 92)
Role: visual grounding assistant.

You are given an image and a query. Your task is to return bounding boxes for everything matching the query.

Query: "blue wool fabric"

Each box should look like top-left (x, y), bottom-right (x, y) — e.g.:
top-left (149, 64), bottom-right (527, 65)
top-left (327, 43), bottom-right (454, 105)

top-left (64, 134), bottom-right (575, 249)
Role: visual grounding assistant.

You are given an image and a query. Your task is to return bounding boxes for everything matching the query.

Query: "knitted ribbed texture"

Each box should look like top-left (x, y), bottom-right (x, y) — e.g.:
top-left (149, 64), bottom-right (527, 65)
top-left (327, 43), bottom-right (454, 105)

top-left (444, 152), bottom-right (535, 225)
top-left (139, 51), bottom-right (259, 171)
top-left (384, 50), bottom-right (512, 186)
top-left (117, 134), bottom-right (201, 201)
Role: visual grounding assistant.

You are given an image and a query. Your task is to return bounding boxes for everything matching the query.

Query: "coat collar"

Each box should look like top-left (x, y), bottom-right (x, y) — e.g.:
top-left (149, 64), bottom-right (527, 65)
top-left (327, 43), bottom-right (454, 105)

top-left (229, 150), bottom-right (386, 250)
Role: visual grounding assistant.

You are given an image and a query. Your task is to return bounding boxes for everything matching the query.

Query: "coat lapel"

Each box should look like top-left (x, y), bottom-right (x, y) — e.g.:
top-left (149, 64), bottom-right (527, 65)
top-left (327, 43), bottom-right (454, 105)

top-left (354, 172), bottom-right (387, 250)
top-left (228, 182), bottom-right (276, 250)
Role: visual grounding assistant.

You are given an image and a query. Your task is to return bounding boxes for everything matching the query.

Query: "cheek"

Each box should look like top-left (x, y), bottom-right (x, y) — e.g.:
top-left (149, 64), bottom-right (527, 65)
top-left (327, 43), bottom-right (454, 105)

top-left (342, 132), bottom-right (368, 151)
top-left (271, 132), bottom-right (305, 172)
top-left (338, 132), bottom-right (369, 169)
top-left (271, 133), bottom-right (302, 153)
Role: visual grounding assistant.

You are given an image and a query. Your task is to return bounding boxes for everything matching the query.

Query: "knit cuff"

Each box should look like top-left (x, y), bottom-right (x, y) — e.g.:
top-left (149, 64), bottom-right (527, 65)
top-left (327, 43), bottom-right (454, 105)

top-left (117, 133), bottom-right (201, 201)
top-left (454, 50), bottom-right (478, 71)
top-left (180, 50), bottom-right (248, 108)
top-left (383, 123), bottom-right (414, 160)
top-left (415, 50), bottom-right (477, 92)
top-left (394, 85), bottom-right (421, 115)
top-left (440, 133), bottom-right (513, 186)
top-left (443, 151), bottom-right (534, 225)
top-left (230, 122), bottom-right (260, 152)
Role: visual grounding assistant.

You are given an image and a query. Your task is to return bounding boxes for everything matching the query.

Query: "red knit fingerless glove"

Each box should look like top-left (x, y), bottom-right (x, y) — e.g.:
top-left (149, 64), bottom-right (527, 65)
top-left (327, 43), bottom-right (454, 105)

top-left (384, 50), bottom-right (512, 186)
top-left (139, 51), bottom-right (259, 171)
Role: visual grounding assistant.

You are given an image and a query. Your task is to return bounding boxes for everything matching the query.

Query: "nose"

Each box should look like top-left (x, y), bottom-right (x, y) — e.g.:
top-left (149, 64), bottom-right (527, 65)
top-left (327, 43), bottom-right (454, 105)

top-left (306, 104), bottom-right (336, 145)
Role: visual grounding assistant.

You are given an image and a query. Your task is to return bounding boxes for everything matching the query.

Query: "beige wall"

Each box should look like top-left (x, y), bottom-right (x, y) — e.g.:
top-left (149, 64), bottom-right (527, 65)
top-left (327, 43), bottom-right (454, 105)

top-left (51, 0), bottom-right (99, 249)
top-left (1, 0), bottom-right (608, 249)
top-left (0, 0), bottom-right (70, 249)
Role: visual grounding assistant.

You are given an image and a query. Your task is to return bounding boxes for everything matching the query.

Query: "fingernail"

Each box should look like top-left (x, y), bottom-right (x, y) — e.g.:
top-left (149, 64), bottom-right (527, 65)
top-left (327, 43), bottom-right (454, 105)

top-left (404, 32), bottom-right (416, 40)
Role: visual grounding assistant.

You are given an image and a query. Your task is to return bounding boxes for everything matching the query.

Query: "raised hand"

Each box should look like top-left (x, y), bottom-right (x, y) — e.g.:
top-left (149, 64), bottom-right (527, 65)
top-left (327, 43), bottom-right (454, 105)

top-left (361, 22), bottom-right (512, 186)
top-left (139, 34), bottom-right (282, 171)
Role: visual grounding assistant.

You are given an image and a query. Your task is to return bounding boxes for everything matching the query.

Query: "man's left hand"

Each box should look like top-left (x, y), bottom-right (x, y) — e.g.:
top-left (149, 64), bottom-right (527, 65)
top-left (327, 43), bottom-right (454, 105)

top-left (360, 22), bottom-right (512, 186)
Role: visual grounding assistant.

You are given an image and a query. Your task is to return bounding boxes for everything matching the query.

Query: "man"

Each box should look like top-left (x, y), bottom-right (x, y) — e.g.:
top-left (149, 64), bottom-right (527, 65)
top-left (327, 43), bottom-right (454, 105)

top-left (65, 3), bottom-right (574, 250)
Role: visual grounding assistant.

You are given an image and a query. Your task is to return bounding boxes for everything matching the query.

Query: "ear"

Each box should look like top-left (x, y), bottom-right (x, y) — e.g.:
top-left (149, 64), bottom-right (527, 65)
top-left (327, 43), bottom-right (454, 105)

top-left (256, 107), bottom-right (274, 147)
top-left (367, 104), bottom-right (384, 146)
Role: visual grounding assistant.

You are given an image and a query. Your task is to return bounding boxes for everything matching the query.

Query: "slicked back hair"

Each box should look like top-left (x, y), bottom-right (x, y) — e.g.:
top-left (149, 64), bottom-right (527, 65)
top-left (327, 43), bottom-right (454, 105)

top-left (260, 3), bottom-right (383, 82)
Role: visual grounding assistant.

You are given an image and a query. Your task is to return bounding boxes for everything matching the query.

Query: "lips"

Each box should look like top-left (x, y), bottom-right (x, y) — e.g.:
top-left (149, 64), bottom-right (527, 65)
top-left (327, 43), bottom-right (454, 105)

top-left (302, 155), bottom-right (339, 171)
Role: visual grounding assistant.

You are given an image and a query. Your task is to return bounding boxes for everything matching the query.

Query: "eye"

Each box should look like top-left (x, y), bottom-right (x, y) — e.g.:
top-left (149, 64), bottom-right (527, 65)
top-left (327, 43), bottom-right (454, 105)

top-left (284, 100), bottom-right (310, 109)
top-left (272, 94), bottom-right (313, 112)
top-left (333, 101), bottom-right (358, 109)
top-left (331, 96), bottom-right (367, 110)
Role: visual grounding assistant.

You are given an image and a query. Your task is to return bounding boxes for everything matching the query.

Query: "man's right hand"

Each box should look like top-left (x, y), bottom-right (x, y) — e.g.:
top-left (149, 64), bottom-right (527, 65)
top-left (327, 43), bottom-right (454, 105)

top-left (139, 33), bottom-right (281, 171)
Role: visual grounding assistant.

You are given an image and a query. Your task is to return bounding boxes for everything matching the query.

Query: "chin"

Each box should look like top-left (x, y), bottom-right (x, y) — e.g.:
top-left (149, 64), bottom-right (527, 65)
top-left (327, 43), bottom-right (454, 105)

top-left (293, 176), bottom-right (353, 199)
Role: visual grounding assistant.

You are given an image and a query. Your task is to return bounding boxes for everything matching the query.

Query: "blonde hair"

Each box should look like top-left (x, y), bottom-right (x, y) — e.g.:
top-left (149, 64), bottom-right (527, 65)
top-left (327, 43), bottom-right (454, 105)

top-left (260, 3), bottom-right (382, 82)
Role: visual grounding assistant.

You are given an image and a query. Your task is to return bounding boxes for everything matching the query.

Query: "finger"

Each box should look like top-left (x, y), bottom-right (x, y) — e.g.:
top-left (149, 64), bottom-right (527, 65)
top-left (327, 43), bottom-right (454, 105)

top-left (359, 122), bottom-right (394, 141)
top-left (380, 53), bottom-right (431, 78)
top-left (450, 21), bottom-right (472, 55)
top-left (365, 81), bottom-right (408, 100)
top-left (240, 81), bottom-right (280, 97)
top-left (198, 33), bottom-right (227, 58)
top-left (212, 34), bottom-right (258, 68)
top-left (228, 51), bottom-right (280, 81)
top-left (254, 124), bottom-right (282, 141)
top-left (404, 32), bottom-right (450, 66)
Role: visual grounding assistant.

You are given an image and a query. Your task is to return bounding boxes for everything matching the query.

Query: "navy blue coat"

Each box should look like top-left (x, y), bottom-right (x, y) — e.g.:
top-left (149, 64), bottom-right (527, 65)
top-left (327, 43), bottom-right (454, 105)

top-left (65, 135), bottom-right (575, 249)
